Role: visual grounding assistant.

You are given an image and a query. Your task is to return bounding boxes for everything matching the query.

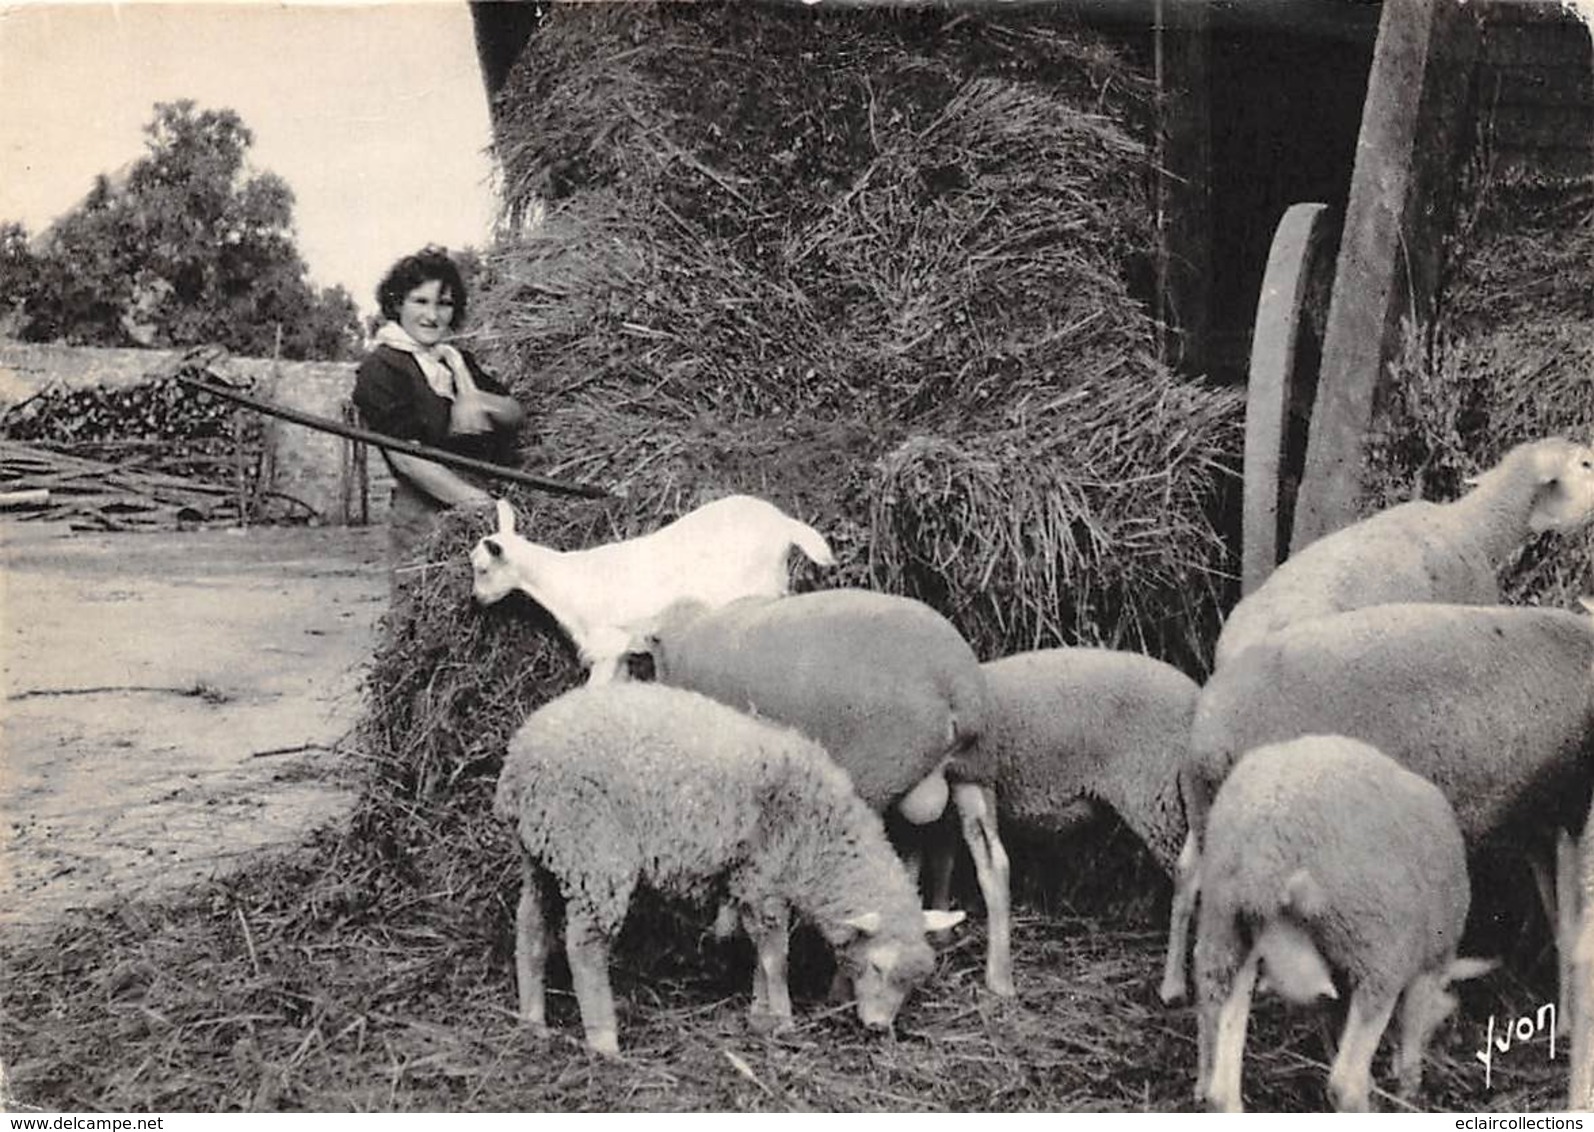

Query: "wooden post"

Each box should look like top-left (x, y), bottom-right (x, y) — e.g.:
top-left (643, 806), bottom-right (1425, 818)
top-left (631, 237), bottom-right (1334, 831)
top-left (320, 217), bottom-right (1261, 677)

top-left (1290, 0), bottom-right (1479, 551)
top-left (1154, 0), bottom-right (1212, 376)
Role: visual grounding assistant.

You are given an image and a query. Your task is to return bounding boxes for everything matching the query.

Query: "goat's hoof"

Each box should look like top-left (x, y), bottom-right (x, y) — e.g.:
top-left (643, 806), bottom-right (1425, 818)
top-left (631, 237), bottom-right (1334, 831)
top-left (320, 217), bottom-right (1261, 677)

top-left (1159, 977), bottom-right (1188, 1006)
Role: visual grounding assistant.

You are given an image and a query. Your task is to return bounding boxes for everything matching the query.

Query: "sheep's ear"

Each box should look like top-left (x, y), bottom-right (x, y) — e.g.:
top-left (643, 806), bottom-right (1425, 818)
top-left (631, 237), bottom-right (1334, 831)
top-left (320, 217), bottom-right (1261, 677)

top-left (922, 909), bottom-right (965, 933)
top-left (841, 912), bottom-right (883, 935)
top-left (1577, 597), bottom-right (1594, 616)
top-left (495, 498), bottom-right (516, 535)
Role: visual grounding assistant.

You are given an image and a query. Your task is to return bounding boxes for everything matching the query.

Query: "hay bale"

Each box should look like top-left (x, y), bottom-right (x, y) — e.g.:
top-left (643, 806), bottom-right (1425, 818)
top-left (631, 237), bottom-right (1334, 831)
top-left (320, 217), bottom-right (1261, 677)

top-left (470, 1), bottom-right (1239, 659)
top-left (353, 0), bottom-right (1241, 936)
top-left (1364, 170), bottom-right (1594, 608)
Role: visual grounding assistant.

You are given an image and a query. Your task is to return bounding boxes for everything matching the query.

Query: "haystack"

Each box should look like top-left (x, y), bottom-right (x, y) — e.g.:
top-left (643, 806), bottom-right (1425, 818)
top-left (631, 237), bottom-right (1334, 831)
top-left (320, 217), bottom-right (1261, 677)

top-left (356, 1), bottom-right (1242, 943)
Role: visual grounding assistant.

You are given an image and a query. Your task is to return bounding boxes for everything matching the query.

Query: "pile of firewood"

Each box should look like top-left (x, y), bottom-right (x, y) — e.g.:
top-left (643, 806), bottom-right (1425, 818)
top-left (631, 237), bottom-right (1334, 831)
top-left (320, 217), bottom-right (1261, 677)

top-left (0, 441), bottom-right (256, 530)
top-left (0, 370), bottom-right (276, 530)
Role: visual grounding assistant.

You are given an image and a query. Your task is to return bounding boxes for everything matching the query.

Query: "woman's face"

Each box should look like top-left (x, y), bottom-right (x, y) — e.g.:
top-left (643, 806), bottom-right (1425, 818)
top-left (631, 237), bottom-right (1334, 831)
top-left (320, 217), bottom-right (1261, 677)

top-left (398, 278), bottom-right (456, 346)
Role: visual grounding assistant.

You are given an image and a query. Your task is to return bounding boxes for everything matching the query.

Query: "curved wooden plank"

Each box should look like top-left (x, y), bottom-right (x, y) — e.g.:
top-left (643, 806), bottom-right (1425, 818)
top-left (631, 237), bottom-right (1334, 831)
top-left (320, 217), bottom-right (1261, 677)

top-left (1242, 202), bottom-right (1338, 595)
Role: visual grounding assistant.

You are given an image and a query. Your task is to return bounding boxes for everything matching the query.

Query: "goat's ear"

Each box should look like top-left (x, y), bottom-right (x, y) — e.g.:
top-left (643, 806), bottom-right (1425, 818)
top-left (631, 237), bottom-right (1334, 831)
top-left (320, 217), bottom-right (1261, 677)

top-left (482, 538), bottom-right (504, 560)
top-left (495, 498), bottom-right (516, 535)
top-left (841, 912), bottom-right (883, 935)
top-left (1578, 596), bottom-right (1594, 616)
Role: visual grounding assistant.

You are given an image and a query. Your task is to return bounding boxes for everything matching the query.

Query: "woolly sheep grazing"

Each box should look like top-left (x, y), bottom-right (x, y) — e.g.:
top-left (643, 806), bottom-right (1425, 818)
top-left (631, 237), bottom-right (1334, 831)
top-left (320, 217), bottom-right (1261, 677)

top-left (629, 589), bottom-right (1015, 997)
top-left (1161, 601), bottom-right (1594, 1018)
top-left (494, 681), bottom-right (963, 1055)
top-left (471, 494), bottom-right (835, 683)
top-left (1195, 735), bottom-right (1493, 1112)
top-left (1213, 436), bottom-right (1594, 670)
top-left (979, 647), bottom-right (1198, 875)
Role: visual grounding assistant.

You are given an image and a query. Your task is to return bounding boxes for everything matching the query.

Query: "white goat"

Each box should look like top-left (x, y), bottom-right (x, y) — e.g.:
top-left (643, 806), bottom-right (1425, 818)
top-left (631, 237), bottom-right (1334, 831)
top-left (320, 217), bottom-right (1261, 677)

top-left (1196, 734), bottom-right (1494, 1112)
top-left (470, 494), bottom-right (835, 683)
top-left (1214, 436), bottom-right (1594, 669)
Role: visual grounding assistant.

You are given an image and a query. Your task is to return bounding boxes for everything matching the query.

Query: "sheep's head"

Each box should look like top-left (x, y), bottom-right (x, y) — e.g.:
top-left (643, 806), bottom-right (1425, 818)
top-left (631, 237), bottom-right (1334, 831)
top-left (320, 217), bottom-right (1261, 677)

top-left (470, 499), bottom-right (527, 605)
top-left (1505, 438), bottom-right (1594, 534)
top-left (835, 909), bottom-right (963, 1030)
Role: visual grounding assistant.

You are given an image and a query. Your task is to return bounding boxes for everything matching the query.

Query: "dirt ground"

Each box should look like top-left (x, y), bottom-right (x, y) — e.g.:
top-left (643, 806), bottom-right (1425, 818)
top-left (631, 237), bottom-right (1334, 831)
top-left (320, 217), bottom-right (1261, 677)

top-left (0, 519), bottom-right (391, 928)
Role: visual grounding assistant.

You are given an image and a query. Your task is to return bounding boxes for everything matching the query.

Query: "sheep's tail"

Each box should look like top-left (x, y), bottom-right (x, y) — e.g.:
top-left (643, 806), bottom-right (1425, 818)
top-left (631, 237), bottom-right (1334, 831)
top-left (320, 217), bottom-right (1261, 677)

top-left (788, 518), bottom-right (837, 568)
top-left (1279, 867), bottom-right (1329, 919)
top-left (1253, 871), bottom-right (1337, 1005)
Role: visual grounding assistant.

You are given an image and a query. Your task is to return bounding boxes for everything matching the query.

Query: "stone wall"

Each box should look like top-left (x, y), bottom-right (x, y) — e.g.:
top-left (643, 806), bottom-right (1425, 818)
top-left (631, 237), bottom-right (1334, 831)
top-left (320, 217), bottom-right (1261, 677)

top-left (0, 340), bottom-right (393, 526)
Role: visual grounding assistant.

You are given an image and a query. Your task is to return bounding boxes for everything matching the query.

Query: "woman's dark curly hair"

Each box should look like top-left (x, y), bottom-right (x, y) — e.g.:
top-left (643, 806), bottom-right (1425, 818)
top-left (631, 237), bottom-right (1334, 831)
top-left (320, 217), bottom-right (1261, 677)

top-left (376, 246), bottom-right (468, 329)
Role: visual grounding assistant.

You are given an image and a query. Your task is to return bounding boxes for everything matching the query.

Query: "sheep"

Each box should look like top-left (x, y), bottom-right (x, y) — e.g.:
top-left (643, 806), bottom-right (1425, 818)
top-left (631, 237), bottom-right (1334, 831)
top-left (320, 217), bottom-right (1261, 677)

top-left (1195, 734), bottom-right (1494, 1112)
top-left (1213, 436), bottom-right (1594, 670)
top-left (978, 646), bottom-right (1199, 876)
top-left (1161, 601), bottom-right (1594, 1026)
top-left (470, 494), bottom-right (836, 683)
top-left (626, 588), bottom-right (1015, 997)
top-left (494, 680), bottom-right (964, 1055)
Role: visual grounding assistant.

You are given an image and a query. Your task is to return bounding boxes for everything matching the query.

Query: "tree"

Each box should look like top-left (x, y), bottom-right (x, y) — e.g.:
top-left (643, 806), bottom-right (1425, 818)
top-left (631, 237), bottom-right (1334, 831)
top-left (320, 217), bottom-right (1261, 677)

top-left (0, 222), bottom-right (41, 336)
top-left (4, 101), bottom-right (361, 360)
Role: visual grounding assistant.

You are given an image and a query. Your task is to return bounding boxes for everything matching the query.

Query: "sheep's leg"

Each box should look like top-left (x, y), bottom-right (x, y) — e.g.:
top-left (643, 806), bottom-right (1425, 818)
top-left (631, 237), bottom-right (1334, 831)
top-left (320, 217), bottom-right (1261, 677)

top-left (1160, 829), bottom-right (1201, 1005)
top-left (1194, 904), bottom-right (1250, 1111)
top-left (952, 782), bottom-right (1015, 997)
top-left (564, 909), bottom-right (620, 1056)
top-left (1395, 970), bottom-right (1456, 1100)
top-left (922, 834), bottom-right (957, 918)
top-left (742, 902), bottom-right (794, 1032)
top-left (514, 851), bottom-right (550, 1031)
top-left (1327, 987), bottom-right (1399, 1113)
top-left (1556, 828), bottom-right (1579, 1038)
top-left (1571, 873), bottom-right (1594, 1110)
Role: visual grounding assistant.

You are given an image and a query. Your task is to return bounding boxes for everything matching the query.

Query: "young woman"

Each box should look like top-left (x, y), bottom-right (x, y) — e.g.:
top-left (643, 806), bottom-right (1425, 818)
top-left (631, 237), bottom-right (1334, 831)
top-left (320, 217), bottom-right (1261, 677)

top-left (353, 247), bottom-right (525, 572)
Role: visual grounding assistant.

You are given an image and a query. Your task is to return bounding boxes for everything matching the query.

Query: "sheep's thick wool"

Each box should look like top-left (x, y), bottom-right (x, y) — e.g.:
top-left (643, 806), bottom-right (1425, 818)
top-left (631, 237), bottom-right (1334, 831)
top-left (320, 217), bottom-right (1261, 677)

top-left (1189, 601), bottom-right (1594, 843)
top-left (1214, 437), bottom-right (1594, 670)
top-left (494, 681), bottom-right (930, 955)
top-left (1200, 736), bottom-right (1469, 1001)
top-left (646, 589), bottom-right (992, 807)
top-left (980, 647), bottom-right (1197, 875)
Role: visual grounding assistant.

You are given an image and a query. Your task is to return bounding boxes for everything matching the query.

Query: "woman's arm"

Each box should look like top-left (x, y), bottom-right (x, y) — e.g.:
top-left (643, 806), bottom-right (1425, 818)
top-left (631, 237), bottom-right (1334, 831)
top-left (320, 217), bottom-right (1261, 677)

top-left (386, 452), bottom-right (495, 508)
top-left (457, 351), bottom-right (527, 431)
top-left (452, 384), bottom-right (524, 433)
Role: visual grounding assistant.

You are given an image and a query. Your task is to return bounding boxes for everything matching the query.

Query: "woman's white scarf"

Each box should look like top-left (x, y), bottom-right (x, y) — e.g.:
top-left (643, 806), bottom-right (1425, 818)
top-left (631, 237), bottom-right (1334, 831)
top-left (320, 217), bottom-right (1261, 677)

top-left (374, 321), bottom-right (482, 402)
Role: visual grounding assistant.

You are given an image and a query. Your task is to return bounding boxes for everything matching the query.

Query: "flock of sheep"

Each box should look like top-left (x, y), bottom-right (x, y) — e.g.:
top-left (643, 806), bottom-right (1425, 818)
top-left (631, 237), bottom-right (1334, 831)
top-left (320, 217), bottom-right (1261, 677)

top-left (463, 436), bottom-right (1594, 1112)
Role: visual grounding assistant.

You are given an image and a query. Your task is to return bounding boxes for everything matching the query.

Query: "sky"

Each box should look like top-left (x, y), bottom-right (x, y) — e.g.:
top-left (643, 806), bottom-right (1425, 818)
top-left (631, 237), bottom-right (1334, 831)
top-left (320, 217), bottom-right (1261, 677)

top-left (0, 1), bottom-right (501, 316)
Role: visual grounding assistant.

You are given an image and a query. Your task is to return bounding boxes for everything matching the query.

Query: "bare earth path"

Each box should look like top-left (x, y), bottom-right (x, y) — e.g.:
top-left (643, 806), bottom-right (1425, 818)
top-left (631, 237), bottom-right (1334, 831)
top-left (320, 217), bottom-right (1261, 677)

top-left (0, 520), bottom-right (391, 928)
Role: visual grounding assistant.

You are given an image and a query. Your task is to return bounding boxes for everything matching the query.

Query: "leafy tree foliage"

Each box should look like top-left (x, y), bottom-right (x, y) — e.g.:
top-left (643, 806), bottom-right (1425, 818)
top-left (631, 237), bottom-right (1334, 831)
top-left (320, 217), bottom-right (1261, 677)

top-left (3, 101), bottom-right (361, 360)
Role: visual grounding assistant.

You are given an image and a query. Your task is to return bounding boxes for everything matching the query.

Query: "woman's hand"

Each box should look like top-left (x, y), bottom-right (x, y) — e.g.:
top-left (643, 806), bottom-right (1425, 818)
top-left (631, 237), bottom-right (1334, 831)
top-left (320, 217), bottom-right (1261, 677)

top-left (449, 387), bottom-right (494, 436)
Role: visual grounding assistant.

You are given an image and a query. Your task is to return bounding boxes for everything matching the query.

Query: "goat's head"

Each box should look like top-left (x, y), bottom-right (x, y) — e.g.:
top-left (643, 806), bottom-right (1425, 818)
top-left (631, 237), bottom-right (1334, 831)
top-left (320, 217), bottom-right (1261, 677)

top-left (469, 499), bottom-right (526, 605)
